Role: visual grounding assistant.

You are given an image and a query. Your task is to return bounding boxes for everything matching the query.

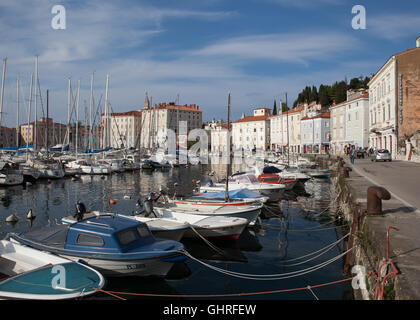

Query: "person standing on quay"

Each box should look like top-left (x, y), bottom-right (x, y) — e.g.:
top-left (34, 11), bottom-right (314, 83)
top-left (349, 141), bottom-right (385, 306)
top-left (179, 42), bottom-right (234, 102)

top-left (350, 146), bottom-right (355, 164)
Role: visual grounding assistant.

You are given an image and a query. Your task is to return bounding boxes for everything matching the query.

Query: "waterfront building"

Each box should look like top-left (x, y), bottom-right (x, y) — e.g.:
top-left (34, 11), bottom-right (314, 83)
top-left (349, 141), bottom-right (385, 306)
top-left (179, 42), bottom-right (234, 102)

top-left (101, 110), bottom-right (142, 149)
top-left (139, 95), bottom-right (202, 151)
top-left (301, 111), bottom-right (331, 154)
top-left (0, 126), bottom-right (17, 148)
top-left (231, 108), bottom-right (271, 153)
top-left (206, 119), bottom-right (230, 155)
top-left (330, 89), bottom-right (369, 155)
top-left (20, 117), bottom-right (67, 149)
top-left (270, 106), bottom-right (305, 154)
top-left (330, 102), bottom-right (346, 155)
top-left (368, 37), bottom-right (420, 158)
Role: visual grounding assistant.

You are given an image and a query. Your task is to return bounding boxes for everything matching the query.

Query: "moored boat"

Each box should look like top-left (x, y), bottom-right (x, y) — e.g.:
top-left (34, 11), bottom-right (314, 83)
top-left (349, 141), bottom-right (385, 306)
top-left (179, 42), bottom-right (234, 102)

top-left (10, 215), bottom-right (186, 277)
top-left (0, 239), bottom-right (105, 300)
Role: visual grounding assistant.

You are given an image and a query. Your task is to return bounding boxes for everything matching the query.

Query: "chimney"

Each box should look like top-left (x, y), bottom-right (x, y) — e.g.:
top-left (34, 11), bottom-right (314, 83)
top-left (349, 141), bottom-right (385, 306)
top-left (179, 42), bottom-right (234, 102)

top-left (417, 36), bottom-right (420, 48)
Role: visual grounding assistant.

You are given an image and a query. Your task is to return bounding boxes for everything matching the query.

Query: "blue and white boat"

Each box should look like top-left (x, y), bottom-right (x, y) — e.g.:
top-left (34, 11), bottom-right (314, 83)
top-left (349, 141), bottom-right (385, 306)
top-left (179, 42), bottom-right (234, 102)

top-left (10, 215), bottom-right (186, 277)
top-left (0, 239), bottom-right (105, 300)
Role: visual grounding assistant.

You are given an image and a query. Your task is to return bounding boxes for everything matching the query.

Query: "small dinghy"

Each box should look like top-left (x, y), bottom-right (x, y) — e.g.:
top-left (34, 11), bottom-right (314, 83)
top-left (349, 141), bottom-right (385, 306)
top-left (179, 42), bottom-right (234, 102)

top-left (0, 239), bottom-right (105, 300)
top-left (10, 215), bottom-right (185, 277)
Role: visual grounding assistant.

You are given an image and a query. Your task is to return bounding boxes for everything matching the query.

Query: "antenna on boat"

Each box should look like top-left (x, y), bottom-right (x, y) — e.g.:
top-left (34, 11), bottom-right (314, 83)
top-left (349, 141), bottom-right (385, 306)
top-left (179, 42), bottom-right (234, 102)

top-left (225, 91), bottom-right (231, 202)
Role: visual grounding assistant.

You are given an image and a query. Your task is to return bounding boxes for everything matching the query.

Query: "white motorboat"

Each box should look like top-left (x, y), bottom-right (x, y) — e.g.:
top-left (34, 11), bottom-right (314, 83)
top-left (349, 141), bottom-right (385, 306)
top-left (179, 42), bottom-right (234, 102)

top-left (199, 173), bottom-right (285, 202)
top-left (96, 159), bottom-right (124, 173)
top-left (61, 210), bottom-right (189, 242)
top-left (25, 159), bottom-right (65, 179)
top-left (0, 239), bottom-right (105, 300)
top-left (150, 208), bottom-right (249, 240)
top-left (65, 159), bottom-right (110, 175)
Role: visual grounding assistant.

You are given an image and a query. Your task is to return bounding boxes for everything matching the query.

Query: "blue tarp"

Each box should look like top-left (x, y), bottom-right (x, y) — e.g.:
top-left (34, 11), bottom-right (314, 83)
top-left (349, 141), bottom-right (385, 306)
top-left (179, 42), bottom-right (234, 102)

top-left (0, 144), bottom-right (34, 151)
top-left (195, 188), bottom-right (262, 200)
top-left (263, 166), bottom-right (282, 174)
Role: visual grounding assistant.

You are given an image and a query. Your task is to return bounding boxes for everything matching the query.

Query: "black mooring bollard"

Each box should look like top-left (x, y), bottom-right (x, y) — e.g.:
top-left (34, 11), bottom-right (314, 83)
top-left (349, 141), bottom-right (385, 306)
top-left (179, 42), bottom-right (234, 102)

top-left (367, 186), bottom-right (391, 215)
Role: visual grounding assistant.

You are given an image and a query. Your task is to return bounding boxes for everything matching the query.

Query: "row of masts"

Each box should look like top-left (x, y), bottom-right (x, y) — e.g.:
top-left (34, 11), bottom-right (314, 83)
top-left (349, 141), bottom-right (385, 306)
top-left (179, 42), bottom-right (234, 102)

top-left (0, 57), bottom-right (112, 157)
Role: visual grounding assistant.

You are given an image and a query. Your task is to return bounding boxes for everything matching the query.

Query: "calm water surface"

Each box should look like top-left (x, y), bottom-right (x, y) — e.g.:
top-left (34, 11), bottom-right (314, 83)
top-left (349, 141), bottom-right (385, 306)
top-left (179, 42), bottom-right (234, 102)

top-left (0, 164), bottom-right (354, 300)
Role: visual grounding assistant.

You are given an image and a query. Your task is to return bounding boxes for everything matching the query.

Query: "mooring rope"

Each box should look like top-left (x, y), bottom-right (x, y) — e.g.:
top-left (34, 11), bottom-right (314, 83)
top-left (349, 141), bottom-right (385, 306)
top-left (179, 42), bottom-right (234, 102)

top-left (181, 247), bottom-right (353, 281)
top-left (92, 277), bottom-right (355, 299)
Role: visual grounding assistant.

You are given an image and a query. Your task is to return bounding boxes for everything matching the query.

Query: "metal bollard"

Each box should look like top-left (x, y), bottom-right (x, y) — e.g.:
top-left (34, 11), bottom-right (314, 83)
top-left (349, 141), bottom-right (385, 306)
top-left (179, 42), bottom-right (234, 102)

top-left (367, 186), bottom-right (391, 215)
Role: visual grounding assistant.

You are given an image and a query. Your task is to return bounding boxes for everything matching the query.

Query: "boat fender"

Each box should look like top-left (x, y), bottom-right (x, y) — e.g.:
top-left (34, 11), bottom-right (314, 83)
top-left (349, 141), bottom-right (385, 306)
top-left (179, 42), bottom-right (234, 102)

top-left (109, 198), bottom-right (116, 205)
top-left (74, 201), bottom-right (87, 221)
top-left (26, 209), bottom-right (35, 220)
top-left (6, 213), bottom-right (19, 223)
top-left (123, 195), bottom-right (131, 199)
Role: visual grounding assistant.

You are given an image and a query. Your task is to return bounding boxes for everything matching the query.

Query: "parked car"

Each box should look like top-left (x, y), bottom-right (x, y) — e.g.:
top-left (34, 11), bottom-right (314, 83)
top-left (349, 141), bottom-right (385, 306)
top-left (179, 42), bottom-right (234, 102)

top-left (371, 149), bottom-right (392, 162)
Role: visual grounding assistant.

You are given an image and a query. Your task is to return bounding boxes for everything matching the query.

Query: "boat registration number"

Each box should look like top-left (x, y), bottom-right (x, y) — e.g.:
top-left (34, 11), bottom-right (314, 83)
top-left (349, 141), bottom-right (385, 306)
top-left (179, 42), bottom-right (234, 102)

top-left (126, 263), bottom-right (146, 270)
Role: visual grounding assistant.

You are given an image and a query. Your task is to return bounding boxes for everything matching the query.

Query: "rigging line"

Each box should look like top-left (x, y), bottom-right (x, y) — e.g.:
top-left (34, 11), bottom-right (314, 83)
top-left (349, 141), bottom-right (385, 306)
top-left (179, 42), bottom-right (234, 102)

top-left (182, 247), bottom-right (353, 280)
top-left (307, 285), bottom-right (320, 300)
top-left (280, 233), bottom-right (350, 267)
top-left (184, 223), bottom-right (227, 257)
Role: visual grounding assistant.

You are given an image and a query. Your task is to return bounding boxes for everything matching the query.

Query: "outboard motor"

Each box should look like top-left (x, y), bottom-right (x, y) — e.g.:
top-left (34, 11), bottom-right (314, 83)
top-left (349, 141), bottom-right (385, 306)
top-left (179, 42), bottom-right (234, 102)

top-left (74, 201), bottom-right (87, 221)
top-left (141, 192), bottom-right (159, 217)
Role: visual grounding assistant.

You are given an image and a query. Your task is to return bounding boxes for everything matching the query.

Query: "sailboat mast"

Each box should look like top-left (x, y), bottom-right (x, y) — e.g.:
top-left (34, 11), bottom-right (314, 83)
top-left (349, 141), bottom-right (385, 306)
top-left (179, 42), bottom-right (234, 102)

top-left (286, 92), bottom-right (289, 166)
top-left (46, 89), bottom-right (49, 158)
top-left (89, 72), bottom-right (94, 151)
top-left (75, 80), bottom-right (80, 160)
top-left (67, 78), bottom-right (71, 148)
top-left (225, 92), bottom-right (231, 202)
top-left (26, 73), bottom-right (33, 160)
top-left (104, 74), bottom-right (109, 149)
top-left (0, 58), bottom-right (7, 130)
top-left (34, 56), bottom-right (38, 151)
top-left (16, 74), bottom-right (20, 149)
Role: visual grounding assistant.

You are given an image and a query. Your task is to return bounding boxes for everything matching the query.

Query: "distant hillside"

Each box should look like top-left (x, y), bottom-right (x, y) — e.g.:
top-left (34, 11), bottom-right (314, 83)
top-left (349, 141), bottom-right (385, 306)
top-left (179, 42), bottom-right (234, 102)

top-left (292, 76), bottom-right (371, 109)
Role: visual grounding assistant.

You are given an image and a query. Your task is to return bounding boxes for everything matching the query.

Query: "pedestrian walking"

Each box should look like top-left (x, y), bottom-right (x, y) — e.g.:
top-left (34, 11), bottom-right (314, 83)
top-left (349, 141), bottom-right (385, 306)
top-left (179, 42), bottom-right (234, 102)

top-left (350, 147), bottom-right (355, 164)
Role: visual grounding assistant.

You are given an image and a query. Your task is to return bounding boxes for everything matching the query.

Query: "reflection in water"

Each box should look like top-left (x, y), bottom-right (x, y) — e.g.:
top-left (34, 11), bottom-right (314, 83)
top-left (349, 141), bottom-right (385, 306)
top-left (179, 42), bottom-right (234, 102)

top-left (0, 164), bottom-right (352, 300)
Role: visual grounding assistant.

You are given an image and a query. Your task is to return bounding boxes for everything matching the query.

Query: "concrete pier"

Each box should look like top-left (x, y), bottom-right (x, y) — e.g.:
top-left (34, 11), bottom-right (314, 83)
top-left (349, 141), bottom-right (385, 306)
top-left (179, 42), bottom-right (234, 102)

top-left (338, 157), bottom-right (420, 300)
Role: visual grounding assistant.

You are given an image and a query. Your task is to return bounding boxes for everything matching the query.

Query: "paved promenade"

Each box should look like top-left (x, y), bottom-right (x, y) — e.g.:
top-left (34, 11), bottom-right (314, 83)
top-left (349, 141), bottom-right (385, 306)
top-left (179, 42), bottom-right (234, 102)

top-left (345, 158), bottom-right (420, 299)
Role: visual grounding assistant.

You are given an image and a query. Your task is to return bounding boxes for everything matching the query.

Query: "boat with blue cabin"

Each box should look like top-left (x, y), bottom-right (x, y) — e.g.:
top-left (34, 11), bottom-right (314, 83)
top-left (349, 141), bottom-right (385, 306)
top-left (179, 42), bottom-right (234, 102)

top-left (10, 214), bottom-right (186, 277)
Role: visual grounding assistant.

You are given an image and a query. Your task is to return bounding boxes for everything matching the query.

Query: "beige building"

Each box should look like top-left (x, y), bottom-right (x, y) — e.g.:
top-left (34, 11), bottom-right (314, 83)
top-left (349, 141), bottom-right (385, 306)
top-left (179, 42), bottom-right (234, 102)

top-left (139, 97), bottom-right (202, 151)
top-left (20, 117), bottom-right (67, 149)
top-left (231, 107), bottom-right (271, 152)
top-left (330, 102), bottom-right (347, 155)
top-left (101, 111), bottom-right (143, 149)
top-left (207, 120), bottom-right (230, 155)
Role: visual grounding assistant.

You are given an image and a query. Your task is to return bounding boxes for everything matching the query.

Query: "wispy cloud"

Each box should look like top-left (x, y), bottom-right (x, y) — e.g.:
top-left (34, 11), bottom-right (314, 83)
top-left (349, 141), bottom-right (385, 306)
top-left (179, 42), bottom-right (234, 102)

top-left (263, 0), bottom-right (345, 9)
top-left (192, 32), bottom-right (360, 65)
top-left (368, 14), bottom-right (420, 40)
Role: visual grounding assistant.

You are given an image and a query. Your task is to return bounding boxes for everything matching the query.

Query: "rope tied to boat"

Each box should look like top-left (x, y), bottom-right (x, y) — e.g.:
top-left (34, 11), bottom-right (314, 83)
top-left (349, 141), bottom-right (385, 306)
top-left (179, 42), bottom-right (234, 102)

top-left (90, 276), bottom-right (355, 299)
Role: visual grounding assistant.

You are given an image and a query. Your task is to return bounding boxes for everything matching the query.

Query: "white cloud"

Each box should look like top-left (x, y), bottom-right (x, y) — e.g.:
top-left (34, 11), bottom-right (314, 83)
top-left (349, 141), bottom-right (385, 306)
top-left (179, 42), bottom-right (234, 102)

top-left (192, 32), bottom-right (360, 64)
top-left (368, 14), bottom-right (420, 40)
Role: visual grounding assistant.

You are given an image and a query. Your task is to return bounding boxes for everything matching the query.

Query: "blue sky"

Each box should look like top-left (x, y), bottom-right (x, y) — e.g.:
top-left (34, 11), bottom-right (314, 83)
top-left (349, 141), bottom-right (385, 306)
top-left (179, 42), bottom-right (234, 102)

top-left (0, 0), bottom-right (419, 127)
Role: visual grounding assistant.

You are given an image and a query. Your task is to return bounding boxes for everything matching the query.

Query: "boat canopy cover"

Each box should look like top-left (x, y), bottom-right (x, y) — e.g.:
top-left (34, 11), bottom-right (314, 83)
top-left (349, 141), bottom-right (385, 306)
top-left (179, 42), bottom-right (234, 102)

top-left (197, 188), bottom-right (262, 199)
top-left (263, 166), bottom-right (282, 174)
top-left (13, 225), bottom-right (69, 249)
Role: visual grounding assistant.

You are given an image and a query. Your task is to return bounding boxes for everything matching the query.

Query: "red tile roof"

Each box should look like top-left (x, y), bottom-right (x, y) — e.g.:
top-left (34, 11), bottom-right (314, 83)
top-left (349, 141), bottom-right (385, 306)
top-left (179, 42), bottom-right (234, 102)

top-left (330, 92), bottom-right (369, 109)
top-left (232, 115), bottom-right (271, 124)
top-left (301, 112), bottom-right (330, 121)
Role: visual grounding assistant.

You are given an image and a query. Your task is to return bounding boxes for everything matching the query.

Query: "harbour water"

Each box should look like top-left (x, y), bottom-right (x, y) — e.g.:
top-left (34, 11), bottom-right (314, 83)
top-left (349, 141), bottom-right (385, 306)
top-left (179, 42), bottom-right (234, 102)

top-left (0, 164), bottom-right (354, 300)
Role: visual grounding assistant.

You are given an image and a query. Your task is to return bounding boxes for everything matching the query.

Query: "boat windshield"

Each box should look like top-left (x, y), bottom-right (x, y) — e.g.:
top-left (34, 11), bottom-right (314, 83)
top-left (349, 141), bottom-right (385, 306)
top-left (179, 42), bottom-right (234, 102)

top-left (117, 229), bottom-right (139, 246)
